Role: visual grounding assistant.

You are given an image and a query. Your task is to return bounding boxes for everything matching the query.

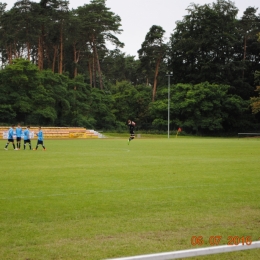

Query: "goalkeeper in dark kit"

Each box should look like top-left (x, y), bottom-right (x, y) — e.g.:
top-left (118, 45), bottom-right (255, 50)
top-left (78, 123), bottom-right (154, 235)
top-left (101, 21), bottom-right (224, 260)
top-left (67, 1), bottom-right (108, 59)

top-left (127, 120), bottom-right (136, 145)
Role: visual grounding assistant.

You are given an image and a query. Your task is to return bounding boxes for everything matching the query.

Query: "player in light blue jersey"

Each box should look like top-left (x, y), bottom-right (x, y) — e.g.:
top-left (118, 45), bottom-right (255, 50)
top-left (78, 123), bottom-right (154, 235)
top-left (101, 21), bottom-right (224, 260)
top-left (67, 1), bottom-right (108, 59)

top-left (16, 123), bottom-right (23, 150)
top-left (33, 126), bottom-right (46, 150)
top-left (4, 125), bottom-right (17, 150)
top-left (23, 126), bottom-right (32, 150)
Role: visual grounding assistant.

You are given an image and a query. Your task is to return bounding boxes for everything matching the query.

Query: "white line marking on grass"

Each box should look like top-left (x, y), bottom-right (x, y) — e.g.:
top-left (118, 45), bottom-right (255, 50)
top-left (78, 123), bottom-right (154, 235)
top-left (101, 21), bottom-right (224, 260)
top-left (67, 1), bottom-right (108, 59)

top-left (0, 183), bottom-right (240, 200)
top-left (105, 241), bottom-right (260, 260)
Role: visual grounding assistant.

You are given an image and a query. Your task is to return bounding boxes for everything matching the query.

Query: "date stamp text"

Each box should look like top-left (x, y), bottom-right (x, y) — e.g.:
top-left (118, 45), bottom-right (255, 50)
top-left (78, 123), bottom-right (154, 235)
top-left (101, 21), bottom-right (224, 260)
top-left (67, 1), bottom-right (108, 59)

top-left (191, 236), bottom-right (254, 246)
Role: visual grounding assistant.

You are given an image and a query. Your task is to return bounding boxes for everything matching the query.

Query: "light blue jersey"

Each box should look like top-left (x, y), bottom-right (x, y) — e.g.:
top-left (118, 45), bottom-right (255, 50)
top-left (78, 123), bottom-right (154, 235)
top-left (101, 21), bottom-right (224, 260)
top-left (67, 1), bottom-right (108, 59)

top-left (37, 130), bottom-right (44, 141)
top-left (16, 127), bottom-right (22, 138)
top-left (8, 128), bottom-right (14, 139)
top-left (23, 129), bottom-right (30, 140)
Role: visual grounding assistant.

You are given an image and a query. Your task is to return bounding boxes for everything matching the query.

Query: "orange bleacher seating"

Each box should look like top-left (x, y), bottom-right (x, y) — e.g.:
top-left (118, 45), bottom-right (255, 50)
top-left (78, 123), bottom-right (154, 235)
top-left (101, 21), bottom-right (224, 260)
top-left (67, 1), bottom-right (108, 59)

top-left (0, 126), bottom-right (97, 139)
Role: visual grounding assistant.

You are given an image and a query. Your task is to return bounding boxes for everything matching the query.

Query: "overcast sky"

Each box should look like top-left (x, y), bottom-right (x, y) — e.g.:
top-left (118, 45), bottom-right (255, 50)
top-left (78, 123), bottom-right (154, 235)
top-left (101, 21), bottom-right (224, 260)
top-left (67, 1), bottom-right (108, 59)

top-left (5, 0), bottom-right (260, 57)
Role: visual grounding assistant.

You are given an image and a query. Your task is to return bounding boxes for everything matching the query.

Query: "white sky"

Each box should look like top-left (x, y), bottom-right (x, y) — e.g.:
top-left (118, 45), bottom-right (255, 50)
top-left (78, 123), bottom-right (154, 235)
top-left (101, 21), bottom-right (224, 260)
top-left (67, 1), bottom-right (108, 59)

top-left (4, 0), bottom-right (260, 57)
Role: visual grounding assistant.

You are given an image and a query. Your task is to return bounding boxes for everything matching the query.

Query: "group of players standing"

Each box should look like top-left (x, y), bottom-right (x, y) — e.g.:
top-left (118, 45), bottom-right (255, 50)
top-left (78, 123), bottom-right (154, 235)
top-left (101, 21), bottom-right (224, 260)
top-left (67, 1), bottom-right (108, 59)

top-left (4, 120), bottom-right (135, 150)
top-left (4, 124), bottom-right (46, 151)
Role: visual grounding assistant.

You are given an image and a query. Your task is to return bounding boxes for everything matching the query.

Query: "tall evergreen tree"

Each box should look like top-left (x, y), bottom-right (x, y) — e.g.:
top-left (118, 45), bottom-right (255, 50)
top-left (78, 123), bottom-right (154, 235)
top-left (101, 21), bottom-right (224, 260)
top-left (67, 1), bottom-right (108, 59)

top-left (238, 7), bottom-right (260, 97)
top-left (138, 25), bottom-right (167, 101)
top-left (76, 0), bottom-right (123, 88)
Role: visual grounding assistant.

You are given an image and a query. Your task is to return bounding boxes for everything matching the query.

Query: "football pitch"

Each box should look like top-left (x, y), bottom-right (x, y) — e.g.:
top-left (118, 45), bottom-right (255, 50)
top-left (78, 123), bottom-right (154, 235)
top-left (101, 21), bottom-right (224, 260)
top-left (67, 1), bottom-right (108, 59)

top-left (0, 137), bottom-right (260, 260)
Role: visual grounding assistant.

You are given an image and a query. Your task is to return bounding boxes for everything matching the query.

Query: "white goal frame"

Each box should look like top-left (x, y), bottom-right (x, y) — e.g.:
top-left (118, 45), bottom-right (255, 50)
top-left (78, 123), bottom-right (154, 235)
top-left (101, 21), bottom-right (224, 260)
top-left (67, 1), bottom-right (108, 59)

top-left (105, 241), bottom-right (260, 260)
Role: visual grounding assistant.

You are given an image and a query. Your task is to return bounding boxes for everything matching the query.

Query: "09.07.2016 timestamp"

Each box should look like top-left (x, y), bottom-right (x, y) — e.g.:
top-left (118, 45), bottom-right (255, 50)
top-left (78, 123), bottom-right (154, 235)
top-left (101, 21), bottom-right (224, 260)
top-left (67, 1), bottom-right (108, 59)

top-left (191, 236), bottom-right (253, 246)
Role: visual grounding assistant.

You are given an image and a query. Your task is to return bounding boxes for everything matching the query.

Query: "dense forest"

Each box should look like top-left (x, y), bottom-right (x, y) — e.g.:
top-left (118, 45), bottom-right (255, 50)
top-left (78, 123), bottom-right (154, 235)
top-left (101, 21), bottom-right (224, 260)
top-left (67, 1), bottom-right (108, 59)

top-left (0, 0), bottom-right (260, 135)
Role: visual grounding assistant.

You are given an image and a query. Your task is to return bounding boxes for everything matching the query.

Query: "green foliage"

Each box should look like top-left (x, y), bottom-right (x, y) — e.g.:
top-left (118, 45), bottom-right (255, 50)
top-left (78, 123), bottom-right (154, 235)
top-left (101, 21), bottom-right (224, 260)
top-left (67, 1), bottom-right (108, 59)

top-left (0, 59), bottom-right (40, 123)
top-left (29, 84), bottom-right (56, 124)
top-left (39, 70), bottom-right (70, 125)
top-left (112, 81), bottom-right (137, 123)
top-left (0, 59), bottom-right (118, 129)
top-left (250, 88), bottom-right (260, 114)
top-left (0, 104), bottom-right (16, 123)
top-left (150, 82), bottom-right (250, 134)
top-left (169, 0), bottom-right (260, 99)
top-left (101, 50), bottom-right (140, 85)
top-left (0, 57), bottom-right (257, 133)
top-left (111, 81), bottom-right (151, 129)
top-left (88, 88), bottom-right (116, 129)
top-left (250, 71), bottom-right (260, 114)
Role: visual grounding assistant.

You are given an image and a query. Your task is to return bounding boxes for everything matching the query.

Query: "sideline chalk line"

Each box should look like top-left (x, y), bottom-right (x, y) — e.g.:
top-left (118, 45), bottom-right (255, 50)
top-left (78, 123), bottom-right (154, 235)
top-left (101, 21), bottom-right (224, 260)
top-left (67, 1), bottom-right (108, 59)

top-left (0, 183), bottom-right (245, 200)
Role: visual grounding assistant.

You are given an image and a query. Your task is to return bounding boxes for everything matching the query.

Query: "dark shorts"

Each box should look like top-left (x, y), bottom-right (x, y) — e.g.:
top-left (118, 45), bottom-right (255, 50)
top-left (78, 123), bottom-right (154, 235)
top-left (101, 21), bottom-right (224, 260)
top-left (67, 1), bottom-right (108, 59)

top-left (8, 138), bottom-right (14, 142)
top-left (16, 137), bottom-right (21, 141)
top-left (37, 140), bottom-right (43, 145)
top-left (24, 139), bottom-right (31, 144)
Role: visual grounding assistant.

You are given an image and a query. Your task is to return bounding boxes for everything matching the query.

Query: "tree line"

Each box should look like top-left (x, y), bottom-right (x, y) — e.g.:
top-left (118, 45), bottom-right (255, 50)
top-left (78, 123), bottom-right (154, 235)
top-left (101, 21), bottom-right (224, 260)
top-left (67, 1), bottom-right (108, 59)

top-left (0, 0), bottom-right (260, 135)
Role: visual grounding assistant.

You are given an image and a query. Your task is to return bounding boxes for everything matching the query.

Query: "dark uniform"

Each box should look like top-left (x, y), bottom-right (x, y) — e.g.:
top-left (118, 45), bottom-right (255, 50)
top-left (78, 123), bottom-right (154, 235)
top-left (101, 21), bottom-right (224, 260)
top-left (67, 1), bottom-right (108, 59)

top-left (128, 120), bottom-right (136, 144)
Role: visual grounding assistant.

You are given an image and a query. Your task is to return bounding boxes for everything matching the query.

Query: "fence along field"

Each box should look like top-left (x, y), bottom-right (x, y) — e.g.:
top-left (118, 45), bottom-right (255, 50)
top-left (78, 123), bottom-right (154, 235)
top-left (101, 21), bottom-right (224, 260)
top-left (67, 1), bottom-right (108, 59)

top-left (0, 137), bottom-right (260, 260)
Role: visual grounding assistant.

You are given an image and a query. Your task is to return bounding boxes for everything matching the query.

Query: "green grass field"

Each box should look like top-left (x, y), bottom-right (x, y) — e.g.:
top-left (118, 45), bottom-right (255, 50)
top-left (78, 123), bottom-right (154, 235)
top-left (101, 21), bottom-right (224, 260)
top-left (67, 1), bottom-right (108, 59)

top-left (0, 136), bottom-right (260, 260)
